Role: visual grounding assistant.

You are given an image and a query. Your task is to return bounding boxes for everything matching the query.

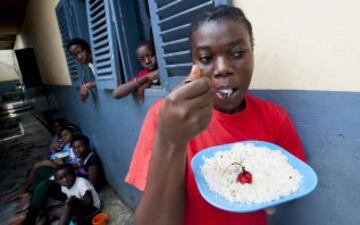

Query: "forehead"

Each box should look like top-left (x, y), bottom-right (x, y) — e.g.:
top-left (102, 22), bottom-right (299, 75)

top-left (191, 20), bottom-right (251, 49)
top-left (55, 168), bottom-right (70, 177)
top-left (73, 139), bottom-right (84, 146)
top-left (136, 45), bottom-right (154, 56)
top-left (60, 129), bottom-right (71, 135)
top-left (69, 44), bottom-right (85, 53)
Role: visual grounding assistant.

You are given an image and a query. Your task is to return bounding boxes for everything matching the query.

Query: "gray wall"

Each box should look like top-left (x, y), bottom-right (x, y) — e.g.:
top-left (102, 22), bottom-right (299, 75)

top-left (42, 86), bottom-right (360, 225)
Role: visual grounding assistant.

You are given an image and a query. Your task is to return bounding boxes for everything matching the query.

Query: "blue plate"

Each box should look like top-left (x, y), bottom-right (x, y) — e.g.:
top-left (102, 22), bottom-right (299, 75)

top-left (191, 141), bottom-right (318, 213)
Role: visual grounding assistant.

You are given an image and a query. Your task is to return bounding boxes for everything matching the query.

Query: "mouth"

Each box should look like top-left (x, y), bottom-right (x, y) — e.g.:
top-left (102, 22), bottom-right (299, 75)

top-left (216, 87), bottom-right (239, 100)
top-left (146, 64), bottom-right (157, 71)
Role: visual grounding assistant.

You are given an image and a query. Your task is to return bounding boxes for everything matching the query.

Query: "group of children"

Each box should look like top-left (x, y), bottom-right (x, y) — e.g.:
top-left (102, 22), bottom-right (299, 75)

top-left (8, 119), bottom-right (106, 225)
top-left (66, 38), bottom-right (160, 103)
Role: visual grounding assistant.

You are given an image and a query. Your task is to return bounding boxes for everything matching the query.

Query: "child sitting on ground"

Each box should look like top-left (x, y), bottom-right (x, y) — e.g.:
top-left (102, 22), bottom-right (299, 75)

top-left (12, 126), bottom-right (79, 200)
top-left (112, 41), bottom-right (160, 102)
top-left (37, 163), bottom-right (101, 225)
top-left (18, 135), bottom-right (105, 225)
top-left (72, 134), bottom-right (106, 191)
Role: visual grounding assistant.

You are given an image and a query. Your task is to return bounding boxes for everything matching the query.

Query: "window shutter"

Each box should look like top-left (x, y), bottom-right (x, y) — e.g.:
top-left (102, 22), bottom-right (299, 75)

top-left (56, 0), bottom-right (90, 87)
top-left (109, 0), bottom-right (141, 82)
top-left (86, 0), bottom-right (121, 89)
top-left (148, 0), bottom-right (230, 89)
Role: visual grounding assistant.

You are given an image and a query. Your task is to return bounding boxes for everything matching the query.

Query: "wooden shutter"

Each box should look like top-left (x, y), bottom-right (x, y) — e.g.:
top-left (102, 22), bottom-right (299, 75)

top-left (109, 0), bottom-right (142, 82)
top-left (56, 0), bottom-right (90, 86)
top-left (86, 0), bottom-right (121, 89)
top-left (148, 0), bottom-right (230, 89)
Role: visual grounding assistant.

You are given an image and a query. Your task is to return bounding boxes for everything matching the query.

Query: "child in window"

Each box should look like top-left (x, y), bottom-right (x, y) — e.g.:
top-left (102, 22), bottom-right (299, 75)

top-left (126, 5), bottom-right (307, 225)
top-left (112, 41), bottom-right (160, 102)
top-left (37, 163), bottom-right (100, 225)
top-left (66, 38), bottom-right (96, 102)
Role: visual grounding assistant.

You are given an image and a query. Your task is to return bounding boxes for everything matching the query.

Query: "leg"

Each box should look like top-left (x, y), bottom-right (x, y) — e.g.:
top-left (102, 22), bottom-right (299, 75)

top-left (23, 180), bottom-right (64, 225)
top-left (29, 166), bottom-right (54, 192)
top-left (21, 161), bottom-right (55, 195)
top-left (37, 204), bottom-right (66, 225)
top-left (70, 205), bottom-right (99, 225)
top-left (57, 205), bottom-right (71, 225)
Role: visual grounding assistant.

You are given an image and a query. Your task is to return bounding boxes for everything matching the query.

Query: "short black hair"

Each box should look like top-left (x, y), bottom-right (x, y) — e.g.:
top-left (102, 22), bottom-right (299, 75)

top-left (136, 41), bottom-right (155, 52)
top-left (191, 5), bottom-right (254, 47)
top-left (59, 126), bottom-right (76, 135)
top-left (54, 163), bottom-right (75, 176)
top-left (53, 118), bottom-right (67, 127)
top-left (66, 38), bottom-right (91, 51)
top-left (72, 134), bottom-right (90, 148)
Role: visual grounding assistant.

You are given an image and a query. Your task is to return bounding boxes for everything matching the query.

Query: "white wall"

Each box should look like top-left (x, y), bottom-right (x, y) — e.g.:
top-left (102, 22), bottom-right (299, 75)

top-left (15, 0), bottom-right (71, 85)
top-left (0, 50), bottom-right (20, 82)
top-left (234, 0), bottom-right (360, 92)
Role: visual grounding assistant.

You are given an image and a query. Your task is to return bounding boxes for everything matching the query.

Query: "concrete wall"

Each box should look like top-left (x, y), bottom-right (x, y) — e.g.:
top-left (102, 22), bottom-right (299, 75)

top-left (0, 50), bottom-right (20, 82)
top-left (15, 0), bottom-right (70, 85)
top-left (234, 0), bottom-right (360, 92)
top-left (232, 1), bottom-right (360, 225)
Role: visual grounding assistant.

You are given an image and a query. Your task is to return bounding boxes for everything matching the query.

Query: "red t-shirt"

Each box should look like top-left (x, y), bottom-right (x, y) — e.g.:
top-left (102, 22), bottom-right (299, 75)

top-left (125, 94), bottom-right (306, 225)
top-left (135, 68), bottom-right (149, 79)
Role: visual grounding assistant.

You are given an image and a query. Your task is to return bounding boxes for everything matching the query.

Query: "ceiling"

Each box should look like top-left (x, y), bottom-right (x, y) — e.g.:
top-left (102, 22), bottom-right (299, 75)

top-left (0, 0), bottom-right (28, 49)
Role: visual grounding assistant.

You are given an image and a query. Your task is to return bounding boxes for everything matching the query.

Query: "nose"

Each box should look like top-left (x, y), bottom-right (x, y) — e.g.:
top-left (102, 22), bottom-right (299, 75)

top-left (145, 57), bottom-right (151, 64)
top-left (77, 55), bottom-right (83, 62)
top-left (213, 57), bottom-right (232, 79)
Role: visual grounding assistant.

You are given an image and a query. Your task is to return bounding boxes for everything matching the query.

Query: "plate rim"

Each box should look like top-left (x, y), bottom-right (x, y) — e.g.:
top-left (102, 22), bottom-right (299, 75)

top-left (191, 140), bottom-right (318, 213)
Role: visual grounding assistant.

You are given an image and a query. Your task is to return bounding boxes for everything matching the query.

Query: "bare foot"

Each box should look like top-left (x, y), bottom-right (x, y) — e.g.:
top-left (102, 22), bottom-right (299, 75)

top-left (8, 213), bottom-right (26, 225)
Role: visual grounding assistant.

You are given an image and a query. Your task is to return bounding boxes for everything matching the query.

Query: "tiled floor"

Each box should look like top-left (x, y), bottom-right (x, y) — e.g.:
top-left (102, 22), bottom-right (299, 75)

top-left (0, 113), bottom-right (133, 224)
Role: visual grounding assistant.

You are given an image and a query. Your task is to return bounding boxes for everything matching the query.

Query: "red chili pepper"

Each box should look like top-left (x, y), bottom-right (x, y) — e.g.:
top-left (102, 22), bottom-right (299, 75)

top-left (237, 170), bottom-right (253, 184)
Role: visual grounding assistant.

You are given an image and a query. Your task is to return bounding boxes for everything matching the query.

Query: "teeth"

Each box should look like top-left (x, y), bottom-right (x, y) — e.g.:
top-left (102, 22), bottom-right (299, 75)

top-left (217, 88), bottom-right (233, 98)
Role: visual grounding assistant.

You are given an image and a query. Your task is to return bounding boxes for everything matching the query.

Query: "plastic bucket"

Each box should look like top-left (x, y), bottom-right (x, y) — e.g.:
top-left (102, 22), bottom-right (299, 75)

top-left (92, 213), bottom-right (109, 225)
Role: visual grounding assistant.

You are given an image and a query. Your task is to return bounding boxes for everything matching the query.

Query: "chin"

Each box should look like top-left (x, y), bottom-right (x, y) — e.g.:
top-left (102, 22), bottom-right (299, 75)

top-left (214, 97), bottom-right (245, 114)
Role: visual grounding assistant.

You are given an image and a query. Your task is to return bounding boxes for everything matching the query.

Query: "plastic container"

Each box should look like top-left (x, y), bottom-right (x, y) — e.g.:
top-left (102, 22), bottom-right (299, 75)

top-left (92, 213), bottom-right (109, 225)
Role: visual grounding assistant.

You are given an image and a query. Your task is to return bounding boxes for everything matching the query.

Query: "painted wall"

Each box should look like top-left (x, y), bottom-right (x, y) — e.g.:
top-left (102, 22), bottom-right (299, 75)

top-left (0, 50), bottom-right (20, 82)
top-left (234, 0), bottom-right (360, 92)
top-left (15, 0), bottom-right (70, 85)
top-left (46, 87), bottom-right (360, 225)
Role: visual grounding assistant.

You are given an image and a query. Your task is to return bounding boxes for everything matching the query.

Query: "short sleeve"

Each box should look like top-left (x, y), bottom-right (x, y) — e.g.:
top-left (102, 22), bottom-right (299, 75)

top-left (274, 111), bottom-right (307, 162)
top-left (78, 178), bottom-right (93, 197)
top-left (124, 101), bottom-right (162, 191)
top-left (61, 186), bottom-right (69, 197)
top-left (86, 153), bottom-right (101, 167)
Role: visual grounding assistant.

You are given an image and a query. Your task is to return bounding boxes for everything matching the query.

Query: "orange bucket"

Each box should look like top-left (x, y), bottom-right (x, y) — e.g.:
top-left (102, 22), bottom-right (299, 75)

top-left (92, 213), bottom-right (109, 225)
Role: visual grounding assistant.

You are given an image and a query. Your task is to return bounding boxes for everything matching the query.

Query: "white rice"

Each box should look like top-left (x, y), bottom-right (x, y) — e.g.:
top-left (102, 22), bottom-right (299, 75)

top-left (201, 143), bottom-right (302, 205)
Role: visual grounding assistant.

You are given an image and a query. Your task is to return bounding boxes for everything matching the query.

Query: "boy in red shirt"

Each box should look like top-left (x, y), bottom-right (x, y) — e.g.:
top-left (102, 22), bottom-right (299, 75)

top-left (113, 41), bottom-right (160, 102)
top-left (126, 6), bottom-right (306, 225)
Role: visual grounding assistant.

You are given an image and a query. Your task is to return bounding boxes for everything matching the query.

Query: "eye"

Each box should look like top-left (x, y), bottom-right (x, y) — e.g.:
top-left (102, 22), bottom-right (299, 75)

top-left (199, 55), bottom-right (212, 64)
top-left (231, 50), bottom-right (247, 58)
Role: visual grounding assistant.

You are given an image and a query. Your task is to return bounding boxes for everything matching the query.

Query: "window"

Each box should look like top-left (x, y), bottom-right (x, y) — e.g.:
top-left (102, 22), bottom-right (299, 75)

top-left (148, 0), bottom-right (230, 90)
top-left (56, 0), bottom-right (91, 87)
top-left (85, 0), bottom-right (121, 89)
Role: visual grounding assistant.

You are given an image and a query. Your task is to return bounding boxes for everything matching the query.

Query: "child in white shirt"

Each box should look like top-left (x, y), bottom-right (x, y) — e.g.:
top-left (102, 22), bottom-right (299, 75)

top-left (38, 164), bottom-right (100, 225)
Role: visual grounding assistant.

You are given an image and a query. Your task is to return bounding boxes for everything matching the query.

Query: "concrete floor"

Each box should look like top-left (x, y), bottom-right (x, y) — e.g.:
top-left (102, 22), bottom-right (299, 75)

top-left (0, 112), bottom-right (133, 224)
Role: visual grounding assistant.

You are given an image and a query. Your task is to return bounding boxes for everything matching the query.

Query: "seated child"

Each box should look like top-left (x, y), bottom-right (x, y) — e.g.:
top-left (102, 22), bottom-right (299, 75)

top-left (72, 134), bottom-right (106, 191)
top-left (13, 126), bottom-right (79, 198)
top-left (20, 135), bottom-right (105, 225)
top-left (38, 163), bottom-right (100, 225)
top-left (112, 41), bottom-right (160, 102)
